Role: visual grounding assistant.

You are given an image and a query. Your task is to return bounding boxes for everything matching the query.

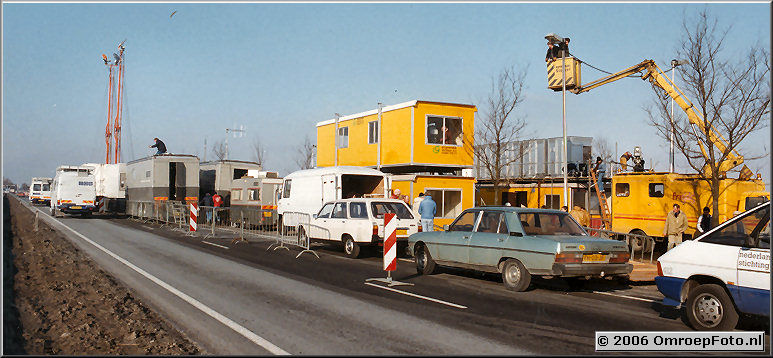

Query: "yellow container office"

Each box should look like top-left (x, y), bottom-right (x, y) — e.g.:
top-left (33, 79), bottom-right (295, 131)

top-left (316, 100), bottom-right (476, 169)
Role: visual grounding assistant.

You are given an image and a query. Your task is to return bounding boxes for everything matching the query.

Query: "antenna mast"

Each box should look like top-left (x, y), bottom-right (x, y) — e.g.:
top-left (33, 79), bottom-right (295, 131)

top-left (102, 40), bottom-right (126, 164)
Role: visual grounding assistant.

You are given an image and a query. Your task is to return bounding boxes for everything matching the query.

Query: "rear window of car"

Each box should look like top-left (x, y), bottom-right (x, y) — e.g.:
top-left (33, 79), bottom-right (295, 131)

top-left (517, 212), bottom-right (586, 236)
top-left (371, 201), bottom-right (414, 219)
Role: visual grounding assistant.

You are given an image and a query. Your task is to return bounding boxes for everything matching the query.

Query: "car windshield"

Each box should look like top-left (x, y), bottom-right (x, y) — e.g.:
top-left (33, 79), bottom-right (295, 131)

top-left (701, 203), bottom-right (770, 249)
top-left (517, 212), bottom-right (586, 236)
top-left (370, 201), bottom-right (414, 219)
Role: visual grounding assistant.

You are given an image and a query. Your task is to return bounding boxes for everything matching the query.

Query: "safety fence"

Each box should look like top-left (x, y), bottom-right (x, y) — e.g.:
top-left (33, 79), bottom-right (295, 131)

top-left (583, 226), bottom-right (656, 263)
top-left (126, 200), bottom-right (318, 258)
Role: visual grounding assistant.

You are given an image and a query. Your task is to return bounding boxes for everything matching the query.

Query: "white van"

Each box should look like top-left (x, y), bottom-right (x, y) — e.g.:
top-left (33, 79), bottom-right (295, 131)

top-left (50, 166), bottom-right (97, 217)
top-left (304, 198), bottom-right (419, 258)
top-left (656, 201), bottom-right (770, 330)
top-left (29, 177), bottom-right (53, 205)
top-left (278, 166), bottom-right (388, 222)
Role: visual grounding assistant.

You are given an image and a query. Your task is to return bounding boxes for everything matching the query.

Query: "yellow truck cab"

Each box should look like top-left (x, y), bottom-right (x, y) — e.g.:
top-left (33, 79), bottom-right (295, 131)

top-left (611, 172), bottom-right (768, 247)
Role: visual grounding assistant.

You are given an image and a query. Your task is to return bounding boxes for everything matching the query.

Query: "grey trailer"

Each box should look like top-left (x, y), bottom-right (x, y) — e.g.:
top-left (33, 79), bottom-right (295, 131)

top-left (229, 173), bottom-right (283, 229)
top-left (126, 155), bottom-right (200, 215)
top-left (199, 160), bottom-right (261, 201)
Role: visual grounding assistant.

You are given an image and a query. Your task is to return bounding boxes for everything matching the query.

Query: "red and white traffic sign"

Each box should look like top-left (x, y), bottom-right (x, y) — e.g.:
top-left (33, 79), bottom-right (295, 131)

top-left (383, 213), bottom-right (397, 271)
top-left (190, 202), bottom-right (198, 232)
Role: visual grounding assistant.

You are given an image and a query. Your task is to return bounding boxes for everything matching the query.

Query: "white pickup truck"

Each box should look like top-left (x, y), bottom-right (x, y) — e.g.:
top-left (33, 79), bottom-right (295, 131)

top-left (655, 201), bottom-right (770, 330)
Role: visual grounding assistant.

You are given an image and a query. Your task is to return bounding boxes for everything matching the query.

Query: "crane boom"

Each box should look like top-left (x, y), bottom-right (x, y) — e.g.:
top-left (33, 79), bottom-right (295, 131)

top-left (570, 59), bottom-right (743, 177)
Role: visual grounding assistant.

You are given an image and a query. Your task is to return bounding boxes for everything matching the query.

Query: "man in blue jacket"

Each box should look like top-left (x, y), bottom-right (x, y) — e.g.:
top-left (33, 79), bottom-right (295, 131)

top-left (418, 193), bottom-right (437, 232)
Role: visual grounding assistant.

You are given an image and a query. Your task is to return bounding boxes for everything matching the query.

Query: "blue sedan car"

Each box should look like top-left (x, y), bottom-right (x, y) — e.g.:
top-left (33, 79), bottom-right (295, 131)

top-left (408, 207), bottom-right (632, 291)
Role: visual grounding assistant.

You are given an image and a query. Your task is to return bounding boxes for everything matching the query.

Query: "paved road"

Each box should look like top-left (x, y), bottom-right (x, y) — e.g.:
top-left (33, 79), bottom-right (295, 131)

top-left (20, 200), bottom-right (769, 355)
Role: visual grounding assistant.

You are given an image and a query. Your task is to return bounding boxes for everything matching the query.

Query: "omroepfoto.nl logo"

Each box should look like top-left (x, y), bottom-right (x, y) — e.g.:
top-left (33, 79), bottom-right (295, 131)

top-left (595, 332), bottom-right (765, 351)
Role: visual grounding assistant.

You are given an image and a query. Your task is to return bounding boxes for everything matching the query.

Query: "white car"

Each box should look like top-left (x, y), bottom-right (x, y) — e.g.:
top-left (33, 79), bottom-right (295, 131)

top-left (302, 198), bottom-right (419, 258)
top-left (656, 201), bottom-right (770, 330)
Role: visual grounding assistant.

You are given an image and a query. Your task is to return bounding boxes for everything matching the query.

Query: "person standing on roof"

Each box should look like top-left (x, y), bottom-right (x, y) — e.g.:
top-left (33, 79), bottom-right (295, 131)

top-left (418, 193), bottom-right (437, 232)
top-left (619, 151), bottom-right (633, 172)
top-left (150, 137), bottom-right (167, 155)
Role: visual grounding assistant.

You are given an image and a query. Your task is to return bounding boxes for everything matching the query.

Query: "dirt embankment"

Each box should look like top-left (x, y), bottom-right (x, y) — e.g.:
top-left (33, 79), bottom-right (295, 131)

top-left (3, 196), bottom-right (202, 355)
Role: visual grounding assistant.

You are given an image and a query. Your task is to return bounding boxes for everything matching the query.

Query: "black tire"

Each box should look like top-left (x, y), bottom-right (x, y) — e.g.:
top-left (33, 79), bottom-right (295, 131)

top-left (501, 259), bottom-right (531, 292)
top-left (415, 244), bottom-right (436, 275)
top-left (685, 284), bottom-right (739, 331)
top-left (342, 235), bottom-right (361, 259)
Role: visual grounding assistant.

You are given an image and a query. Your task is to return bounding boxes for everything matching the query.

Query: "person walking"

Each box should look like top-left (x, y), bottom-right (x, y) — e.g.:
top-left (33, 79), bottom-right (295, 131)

top-left (212, 192), bottom-right (223, 224)
top-left (149, 137), bottom-right (167, 155)
top-left (664, 203), bottom-right (688, 250)
top-left (412, 192), bottom-right (425, 215)
top-left (200, 192), bottom-right (214, 223)
top-left (418, 193), bottom-right (437, 232)
top-left (696, 207), bottom-right (712, 235)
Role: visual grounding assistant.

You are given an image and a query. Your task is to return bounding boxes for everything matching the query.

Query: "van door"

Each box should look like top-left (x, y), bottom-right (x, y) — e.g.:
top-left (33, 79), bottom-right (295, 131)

top-left (322, 174), bottom-right (337, 203)
top-left (736, 206), bottom-right (770, 317)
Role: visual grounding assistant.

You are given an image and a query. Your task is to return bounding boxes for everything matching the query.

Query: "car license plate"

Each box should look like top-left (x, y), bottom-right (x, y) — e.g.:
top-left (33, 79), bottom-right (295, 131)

top-left (71, 206), bottom-right (82, 210)
top-left (263, 212), bottom-right (272, 217)
top-left (582, 254), bottom-right (609, 263)
top-left (396, 229), bottom-right (408, 235)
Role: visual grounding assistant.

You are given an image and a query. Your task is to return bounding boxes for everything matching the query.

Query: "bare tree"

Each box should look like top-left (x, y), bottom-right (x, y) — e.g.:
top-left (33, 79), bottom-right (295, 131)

top-left (251, 137), bottom-right (266, 166)
top-left (471, 65), bottom-right (529, 205)
top-left (646, 10), bottom-right (770, 225)
top-left (3, 177), bottom-right (14, 186)
top-left (592, 136), bottom-right (615, 166)
top-left (294, 135), bottom-right (315, 170)
top-left (211, 139), bottom-right (227, 161)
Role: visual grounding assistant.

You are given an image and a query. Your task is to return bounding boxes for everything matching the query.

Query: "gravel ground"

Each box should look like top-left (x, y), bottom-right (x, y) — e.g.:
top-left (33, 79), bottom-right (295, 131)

top-left (3, 195), bottom-right (202, 355)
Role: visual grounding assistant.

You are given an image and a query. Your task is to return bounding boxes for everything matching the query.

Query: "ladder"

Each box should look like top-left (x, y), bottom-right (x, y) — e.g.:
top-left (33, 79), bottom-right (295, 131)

top-left (590, 164), bottom-right (611, 229)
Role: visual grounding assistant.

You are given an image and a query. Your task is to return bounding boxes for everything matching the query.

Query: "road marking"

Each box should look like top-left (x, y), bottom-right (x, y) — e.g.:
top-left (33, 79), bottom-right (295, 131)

top-left (364, 282), bottom-right (467, 309)
top-left (34, 207), bottom-right (289, 355)
top-left (592, 291), bottom-right (657, 303)
top-left (202, 241), bottom-right (229, 249)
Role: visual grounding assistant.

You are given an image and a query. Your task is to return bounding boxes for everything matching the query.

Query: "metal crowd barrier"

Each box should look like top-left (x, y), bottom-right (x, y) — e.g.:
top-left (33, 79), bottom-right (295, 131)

top-left (583, 226), bottom-right (656, 263)
top-left (125, 201), bottom-right (320, 258)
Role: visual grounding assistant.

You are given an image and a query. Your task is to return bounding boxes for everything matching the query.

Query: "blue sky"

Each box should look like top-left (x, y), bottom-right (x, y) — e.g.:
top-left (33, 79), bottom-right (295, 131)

top-left (2, 2), bottom-right (770, 187)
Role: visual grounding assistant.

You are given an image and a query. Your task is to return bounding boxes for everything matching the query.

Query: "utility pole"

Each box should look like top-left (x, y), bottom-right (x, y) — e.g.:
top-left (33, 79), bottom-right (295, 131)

top-left (334, 113), bottom-right (341, 166)
top-left (377, 103), bottom-right (383, 170)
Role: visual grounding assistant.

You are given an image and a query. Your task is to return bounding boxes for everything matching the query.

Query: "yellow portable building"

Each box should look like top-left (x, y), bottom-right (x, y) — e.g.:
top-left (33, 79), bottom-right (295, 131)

top-left (316, 100), bottom-right (476, 169)
top-left (391, 174), bottom-right (476, 228)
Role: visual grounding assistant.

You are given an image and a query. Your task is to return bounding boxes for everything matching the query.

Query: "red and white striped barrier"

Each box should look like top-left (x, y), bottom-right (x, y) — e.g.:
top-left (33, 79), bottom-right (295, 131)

top-left (190, 203), bottom-right (198, 231)
top-left (383, 213), bottom-right (397, 271)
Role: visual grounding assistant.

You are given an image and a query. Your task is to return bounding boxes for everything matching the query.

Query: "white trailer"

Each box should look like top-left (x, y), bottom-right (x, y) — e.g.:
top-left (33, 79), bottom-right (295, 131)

top-left (277, 166), bottom-right (388, 220)
top-left (29, 177), bottom-right (53, 205)
top-left (126, 155), bottom-right (200, 216)
top-left (50, 166), bottom-right (97, 217)
top-left (229, 174), bottom-right (283, 229)
top-left (82, 163), bottom-right (127, 212)
top-left (199, 160), bottom-right (261, 202)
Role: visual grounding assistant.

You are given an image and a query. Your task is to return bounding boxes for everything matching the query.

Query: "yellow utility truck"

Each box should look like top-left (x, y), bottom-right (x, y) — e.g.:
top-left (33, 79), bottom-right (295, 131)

top-left (547, 58), bottom-right (769, 249)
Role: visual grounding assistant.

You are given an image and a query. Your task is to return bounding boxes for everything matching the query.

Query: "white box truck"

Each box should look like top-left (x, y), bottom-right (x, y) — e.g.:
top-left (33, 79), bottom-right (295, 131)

top-left (50, 166), bottom-right (97, 217)
top-left (277, 166), bottom-right (389, 223)
top-left (82, 163), bottom-right (127, 213)
top-left (29, 177), bottom-right (53, 205)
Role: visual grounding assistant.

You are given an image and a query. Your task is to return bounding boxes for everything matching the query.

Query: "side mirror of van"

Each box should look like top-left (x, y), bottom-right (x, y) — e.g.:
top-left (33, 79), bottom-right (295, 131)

top-left (312, 214), bottom-right (318, 219)
top-left (443, 224), bottom-right (450, 231)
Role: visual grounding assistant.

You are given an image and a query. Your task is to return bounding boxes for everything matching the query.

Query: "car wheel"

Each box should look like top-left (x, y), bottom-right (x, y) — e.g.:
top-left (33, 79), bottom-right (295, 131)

top-left (415, 244), bottom-right (436, 275)
top-left (501, 259), bottom-right (531, 292)
top-left (629, 229), bottom-right (652, 253)
top-left (685, 284), bottom-right (739, 331)
top-left (343, 235), bottom-right (360, 259)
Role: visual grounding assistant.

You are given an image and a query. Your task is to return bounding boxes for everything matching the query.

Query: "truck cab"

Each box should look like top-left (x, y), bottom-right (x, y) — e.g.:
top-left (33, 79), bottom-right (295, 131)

top-left (29, 177), bottom-right (53, 205)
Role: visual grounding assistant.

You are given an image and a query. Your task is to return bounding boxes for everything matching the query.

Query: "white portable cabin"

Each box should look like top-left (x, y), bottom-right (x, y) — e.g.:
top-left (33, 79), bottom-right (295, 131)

top-left (50, 166), bottom-right (96, 215)
top-left (229, 172), bottom-right (283, 228)
top-left (199, 160), bottom-right (262, 200)
top-left (126, 155), bottom-right (200, 216)
top-left (29, 177), bottom-right (53, 204)
top-left (277, 166), bottom-right (388, 218)
top-left (81, 163), bottom-right (127, 199)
